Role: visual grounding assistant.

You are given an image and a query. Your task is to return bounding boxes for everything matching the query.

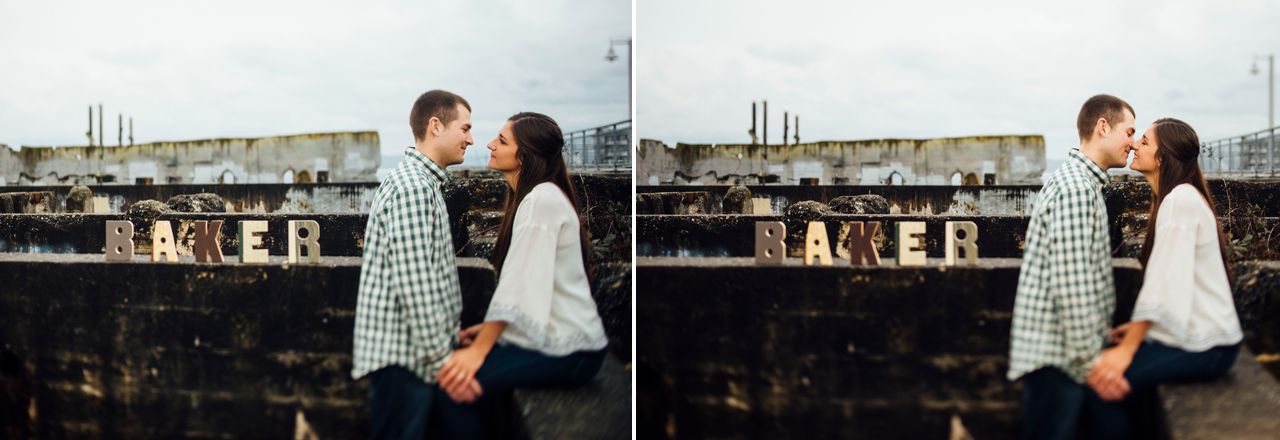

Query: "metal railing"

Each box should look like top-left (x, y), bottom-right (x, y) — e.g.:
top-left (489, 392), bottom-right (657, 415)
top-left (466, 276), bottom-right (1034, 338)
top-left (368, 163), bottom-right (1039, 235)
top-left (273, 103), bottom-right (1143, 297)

top-left (1200, 126), bottom-right (1278, 177)
top-left (563, 120), bottom-right (631, 170)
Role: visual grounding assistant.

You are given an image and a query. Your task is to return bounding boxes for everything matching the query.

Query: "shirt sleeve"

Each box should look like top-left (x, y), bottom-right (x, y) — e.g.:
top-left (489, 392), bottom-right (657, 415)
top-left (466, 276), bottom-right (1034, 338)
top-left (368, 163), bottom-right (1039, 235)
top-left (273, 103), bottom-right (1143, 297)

top-left (386, 186), bottom-right (454, 364)
top-left (1045, 187), bottom-right (1107, 377)
top-left (484, 189), bottom-right (561, 347)
top-left (1130, 190), bottom-right (1201, 341)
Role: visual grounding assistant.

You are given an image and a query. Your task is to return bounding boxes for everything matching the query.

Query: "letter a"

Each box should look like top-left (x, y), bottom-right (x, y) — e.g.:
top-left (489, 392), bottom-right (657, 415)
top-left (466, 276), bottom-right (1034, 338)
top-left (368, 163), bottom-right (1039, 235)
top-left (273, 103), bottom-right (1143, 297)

top-left (151, 220), bottom-right (178, 262)
top-left (804, 221), bottom-right (833, 266)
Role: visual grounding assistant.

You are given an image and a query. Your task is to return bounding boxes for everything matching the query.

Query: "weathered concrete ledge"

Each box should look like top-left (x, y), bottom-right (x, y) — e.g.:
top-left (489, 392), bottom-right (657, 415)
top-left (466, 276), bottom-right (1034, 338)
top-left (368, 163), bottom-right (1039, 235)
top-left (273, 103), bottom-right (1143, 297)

top-left (0, 213), bottom-right (372, 257)
top-left (9, 174), bottom-right (630, 214)
top-left (638, 185), bottom-right (1041, 215)
top-left (515, 356), bottom-right (631, 439)
top-left (0, 253), bottom-right (630, 438)
top-left (0, 209), bottom-right (631, 263)
top-left (1159, 347), bottom-right (1280, 439)
top-left (635, 180), bottom-right (1280, 217)
top-left (637, 214), bottom-right (1029, 258)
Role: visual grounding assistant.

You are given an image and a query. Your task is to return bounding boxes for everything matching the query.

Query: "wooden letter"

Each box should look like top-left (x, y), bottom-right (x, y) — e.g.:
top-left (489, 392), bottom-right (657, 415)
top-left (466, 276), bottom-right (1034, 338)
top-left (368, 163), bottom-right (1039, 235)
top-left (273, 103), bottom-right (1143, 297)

top-left (288, 220), bottom-right (321, 264)
top-left (945, 221), bottom-right (979, 266)
top-left (847, 221), bottom-right (882, 266)
top-left (804, 221), bottom-right (833, 266)
top-left (105, 220), bottom-right (134, 261)
top-left (895, 221), bottom-right (926, 266)
top-left (755, 221), bottom-right (785, 265)
top-left (193, 220), bottom-right (225, 263)
top-left (238, 220), bottom-right (269, 263)
top-left (151, 220), bottom-right (178, 262)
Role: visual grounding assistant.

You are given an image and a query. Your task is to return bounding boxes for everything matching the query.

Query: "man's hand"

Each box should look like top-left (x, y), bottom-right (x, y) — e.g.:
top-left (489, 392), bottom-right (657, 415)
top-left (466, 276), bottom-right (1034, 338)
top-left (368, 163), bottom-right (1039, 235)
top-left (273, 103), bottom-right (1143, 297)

top-left (1088, 347), bottom-right (1134, 401)
top-left (437, 345), bottom-right (487, 399)
top-left (458, 324), bottom-right (483, 347)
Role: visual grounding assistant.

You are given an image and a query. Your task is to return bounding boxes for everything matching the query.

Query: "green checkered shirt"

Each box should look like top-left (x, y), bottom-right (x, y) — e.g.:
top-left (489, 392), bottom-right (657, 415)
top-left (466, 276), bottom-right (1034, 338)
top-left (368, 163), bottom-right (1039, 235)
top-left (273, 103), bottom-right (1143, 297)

top-left (351, 147), bottom-right (462, 384)
top-left (1008, 149), bottom-right (1115, 383)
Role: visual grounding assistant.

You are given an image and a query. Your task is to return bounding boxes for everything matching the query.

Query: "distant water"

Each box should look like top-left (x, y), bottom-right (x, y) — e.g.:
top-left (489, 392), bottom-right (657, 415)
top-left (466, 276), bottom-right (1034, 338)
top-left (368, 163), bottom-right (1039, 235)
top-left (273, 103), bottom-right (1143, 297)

top-left (1042, 159), bottom-right (1065, 182)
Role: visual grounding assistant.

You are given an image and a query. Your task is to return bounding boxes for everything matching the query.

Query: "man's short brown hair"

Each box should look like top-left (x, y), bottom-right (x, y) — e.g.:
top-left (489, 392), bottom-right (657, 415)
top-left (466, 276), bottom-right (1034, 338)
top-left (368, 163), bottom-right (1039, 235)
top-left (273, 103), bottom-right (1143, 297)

top-left (410, 90), bottom-right (471, 141)
top-left (1077, 94), bottom-right (1134, 141)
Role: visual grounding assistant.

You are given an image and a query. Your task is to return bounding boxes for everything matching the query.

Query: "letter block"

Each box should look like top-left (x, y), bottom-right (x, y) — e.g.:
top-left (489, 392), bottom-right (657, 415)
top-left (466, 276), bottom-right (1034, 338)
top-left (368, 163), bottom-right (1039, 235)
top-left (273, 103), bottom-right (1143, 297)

top-left (847, 221), bottom-right (882, 266)
top-left (804, 221), bottom-right (833, 266)
top-left (755, 221), bottom-right (786, 265)
top-left (192, 220), bottom-right (225, 263)
top-left (105, 220), bottom-right (135, 261)
top-left (945, 221), bottom-right (979, 266)
top-left (895, 221), bottom-right (927, 266)
top-left (238, 220), bottom-right (269, 263)
top-left (288, 220), bottom-right (321, 264)
top-left (151, 220), bottom-right (178, 262)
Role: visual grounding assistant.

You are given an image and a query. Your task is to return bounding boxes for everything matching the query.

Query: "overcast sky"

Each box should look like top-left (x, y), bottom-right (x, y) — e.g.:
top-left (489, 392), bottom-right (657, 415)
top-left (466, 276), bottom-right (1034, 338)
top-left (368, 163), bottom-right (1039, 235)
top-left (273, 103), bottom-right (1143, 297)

top-left (0, 0), bottom-right (630, 168)
top-left (638, 0), bottom-right (1280, 162)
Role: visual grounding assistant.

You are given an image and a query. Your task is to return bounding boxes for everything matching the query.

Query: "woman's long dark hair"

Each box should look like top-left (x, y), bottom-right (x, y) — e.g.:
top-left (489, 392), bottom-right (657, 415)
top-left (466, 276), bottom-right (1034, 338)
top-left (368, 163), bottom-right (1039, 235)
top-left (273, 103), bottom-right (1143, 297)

top-left (489, 112), bottom-right (592, 280)
top-left (1139, 118), bottom-right (1231, 280)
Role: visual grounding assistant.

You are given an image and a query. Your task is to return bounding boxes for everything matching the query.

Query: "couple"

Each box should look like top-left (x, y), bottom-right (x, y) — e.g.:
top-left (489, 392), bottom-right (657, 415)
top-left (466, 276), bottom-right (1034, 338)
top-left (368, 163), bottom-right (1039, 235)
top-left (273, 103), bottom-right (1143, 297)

top-left (350, 90), bottom-right (610, 439)
top-left (1009, 94), bottom-right (1243, 439)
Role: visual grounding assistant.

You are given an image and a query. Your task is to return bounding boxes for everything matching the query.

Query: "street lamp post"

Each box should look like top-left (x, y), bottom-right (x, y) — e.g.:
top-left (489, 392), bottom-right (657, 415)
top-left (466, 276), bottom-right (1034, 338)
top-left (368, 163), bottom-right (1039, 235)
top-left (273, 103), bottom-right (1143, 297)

top-left (606, 38), bottom-right (632, 119)
top-left (1253, 53), bottom-right (1274, 176)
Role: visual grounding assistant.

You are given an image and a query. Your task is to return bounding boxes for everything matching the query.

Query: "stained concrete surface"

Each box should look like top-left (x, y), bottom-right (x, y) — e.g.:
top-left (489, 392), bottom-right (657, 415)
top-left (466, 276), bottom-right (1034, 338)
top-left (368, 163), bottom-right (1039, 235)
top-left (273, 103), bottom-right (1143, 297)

top-left (0, 253), bottom-right (631, 438)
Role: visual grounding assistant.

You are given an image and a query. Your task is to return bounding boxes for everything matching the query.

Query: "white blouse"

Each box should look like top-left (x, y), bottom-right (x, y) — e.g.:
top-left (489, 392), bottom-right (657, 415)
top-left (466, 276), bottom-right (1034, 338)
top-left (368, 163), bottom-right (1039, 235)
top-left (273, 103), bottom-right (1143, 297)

top-left (1131, 184), bottom-right (1243, 352)
top-left (484, 182), bottom-right (609, 356)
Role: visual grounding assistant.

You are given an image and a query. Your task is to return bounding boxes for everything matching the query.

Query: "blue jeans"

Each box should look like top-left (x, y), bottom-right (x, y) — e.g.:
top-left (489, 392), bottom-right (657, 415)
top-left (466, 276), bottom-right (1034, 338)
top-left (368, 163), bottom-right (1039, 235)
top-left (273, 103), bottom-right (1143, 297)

top-left (368, 366), bottom-right (435, 440)
top-left (434, 343), bottom-right (606, 439)
top-left (1021, 367), bottom-right (1087, 440)
top-left (1083, 340), bottom-right (1239, 439)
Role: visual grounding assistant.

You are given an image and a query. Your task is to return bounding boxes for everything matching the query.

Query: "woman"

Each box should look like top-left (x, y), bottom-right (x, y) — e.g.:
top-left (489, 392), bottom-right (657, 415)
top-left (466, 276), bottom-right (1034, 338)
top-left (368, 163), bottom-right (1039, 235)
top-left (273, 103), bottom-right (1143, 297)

top-left (433, 112), bottom-right (609, 437)
top-left (1084, 118), bottom-right (1243, 437)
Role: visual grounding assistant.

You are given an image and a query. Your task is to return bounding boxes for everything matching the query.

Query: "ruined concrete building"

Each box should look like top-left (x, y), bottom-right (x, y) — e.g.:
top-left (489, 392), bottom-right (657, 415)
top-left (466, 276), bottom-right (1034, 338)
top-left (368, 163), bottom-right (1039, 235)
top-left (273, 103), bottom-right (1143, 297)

top-left (0, 131), bottom-right (380, 185)
top-left (638, 135), bottom-right (1046, 185)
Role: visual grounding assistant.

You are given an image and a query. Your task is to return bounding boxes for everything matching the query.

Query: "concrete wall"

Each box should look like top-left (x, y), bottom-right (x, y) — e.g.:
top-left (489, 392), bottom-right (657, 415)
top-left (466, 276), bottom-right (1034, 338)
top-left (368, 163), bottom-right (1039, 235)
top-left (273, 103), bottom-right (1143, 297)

top-left (637, 135), bottom-right (1046, 186)
top-left (0, 132), bottom-right (380, 185)
top-left (637, 258), bottom-right (1146, 439)
top-left (0, 254), bottom-right (632, 438)
top-left (637, 258), bottom-right (1280, 439)
top-left (8, 174), bottom-right (630, 214)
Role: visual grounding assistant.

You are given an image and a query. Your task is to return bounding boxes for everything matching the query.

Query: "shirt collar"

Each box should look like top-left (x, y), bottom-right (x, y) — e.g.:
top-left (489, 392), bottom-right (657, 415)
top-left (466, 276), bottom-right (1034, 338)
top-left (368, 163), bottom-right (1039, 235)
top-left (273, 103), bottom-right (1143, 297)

top-left (404, 147), bottom-right (450, 184)
top-left (1068, 149), bottom-right (1110, 186)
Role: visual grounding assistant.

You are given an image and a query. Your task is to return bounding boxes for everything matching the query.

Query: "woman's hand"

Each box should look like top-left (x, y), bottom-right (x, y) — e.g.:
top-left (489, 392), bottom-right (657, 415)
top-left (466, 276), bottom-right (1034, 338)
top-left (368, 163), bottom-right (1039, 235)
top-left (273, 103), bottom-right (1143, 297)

top-left (1109, 322), bottom-right (1135, 344)
top-left (437, 345), bottom-right (487, 399)
top-left (1088, 347), bottom-right (1134, 401)
top-left (458, 324), bottom-right (484, 347)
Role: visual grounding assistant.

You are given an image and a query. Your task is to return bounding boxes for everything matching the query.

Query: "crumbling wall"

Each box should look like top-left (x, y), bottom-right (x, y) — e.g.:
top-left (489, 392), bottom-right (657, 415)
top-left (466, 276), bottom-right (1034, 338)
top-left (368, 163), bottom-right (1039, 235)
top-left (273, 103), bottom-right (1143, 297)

top-left (638, 135), bottom-right (1046, 185)
top-left (0, 132), bottom-right (380, 185)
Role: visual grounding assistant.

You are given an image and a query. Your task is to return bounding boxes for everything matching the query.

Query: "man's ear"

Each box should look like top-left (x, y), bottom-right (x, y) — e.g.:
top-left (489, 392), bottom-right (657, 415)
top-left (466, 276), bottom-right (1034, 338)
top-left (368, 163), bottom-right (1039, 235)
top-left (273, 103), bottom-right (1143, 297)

top-left (1095, 117), bottom-right (1110, 140)
top-left (428, 116), bottom-right (442, 138)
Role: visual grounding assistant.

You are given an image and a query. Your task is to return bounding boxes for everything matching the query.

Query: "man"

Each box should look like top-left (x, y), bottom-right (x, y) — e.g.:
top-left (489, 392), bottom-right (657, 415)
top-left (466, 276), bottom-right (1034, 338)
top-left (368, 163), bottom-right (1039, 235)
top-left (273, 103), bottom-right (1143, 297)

top-left (1008, 94), bottom-right (1135, 439)
top-left (351, 89), bottom-right (478, 439)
